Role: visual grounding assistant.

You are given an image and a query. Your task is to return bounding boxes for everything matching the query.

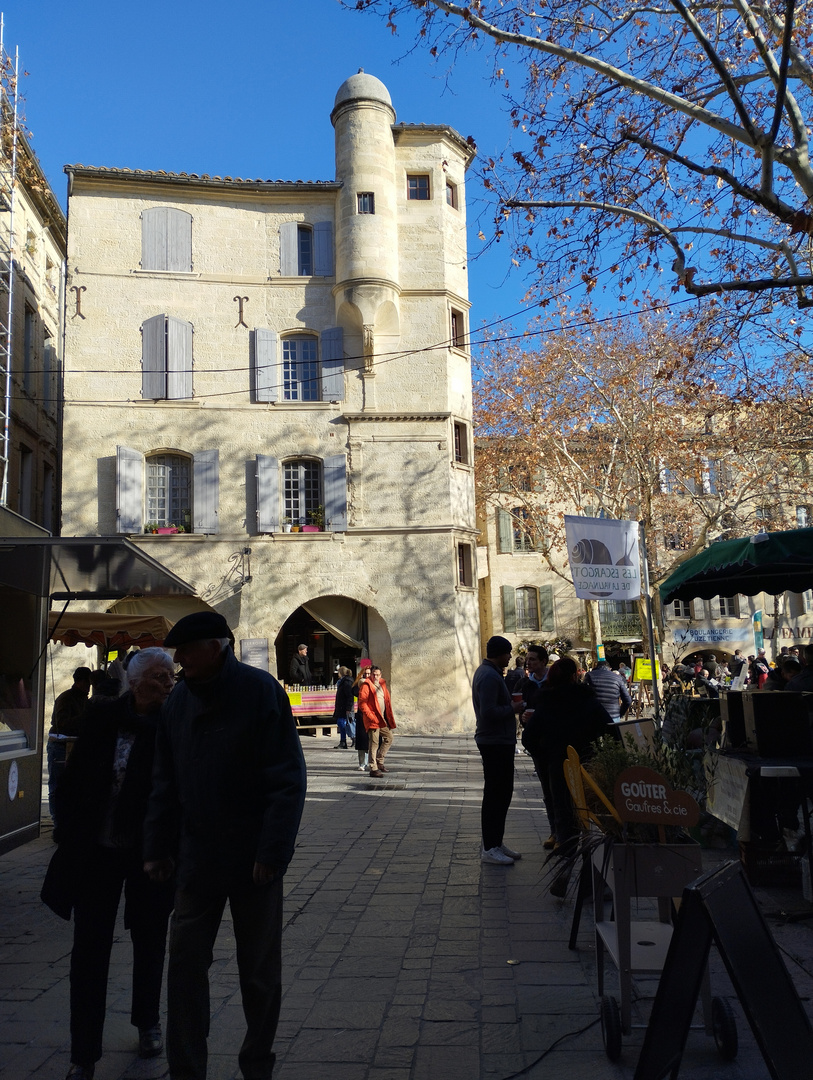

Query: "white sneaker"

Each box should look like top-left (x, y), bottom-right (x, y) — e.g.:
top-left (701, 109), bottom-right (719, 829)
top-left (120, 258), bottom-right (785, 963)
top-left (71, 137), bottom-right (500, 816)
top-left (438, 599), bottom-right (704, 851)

top-left (500, 843), bottom-right (522, 860)
top-left (481, 846), bottom-right (514, 865)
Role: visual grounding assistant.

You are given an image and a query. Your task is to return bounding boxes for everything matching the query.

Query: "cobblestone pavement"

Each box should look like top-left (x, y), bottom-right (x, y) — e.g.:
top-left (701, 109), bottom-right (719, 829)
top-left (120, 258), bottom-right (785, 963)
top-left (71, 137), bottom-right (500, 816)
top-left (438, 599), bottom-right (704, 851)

top-left (2, 735), bottom-right (813, 1080)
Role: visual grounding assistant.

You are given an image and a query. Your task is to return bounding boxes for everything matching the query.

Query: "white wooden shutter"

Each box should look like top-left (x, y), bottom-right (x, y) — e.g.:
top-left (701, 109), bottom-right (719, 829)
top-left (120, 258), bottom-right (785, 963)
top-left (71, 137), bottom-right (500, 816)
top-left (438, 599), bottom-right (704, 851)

top-left (323, 454), bottom-right (348, 532)
top-left (193, 449), bottom-right (219, 533)
top-left (279, 222), bottom-right (298, 276)
top-left (141, 208), bottom-right (168, 270)
top-left (320, 326), bottom-right (344, 401)
top-left (166, 209), bottom-right (193, 272)
top-left (253, 329), bottom-right (279, 402)
top-left (142, 314), bottom-right (166, 398)
top-left (497, 509), bottom-right (513, 553)
top-left (501, 585), bottom-right (516, 633)
top-left (313, 221), bottom-right (334, 276)
top-left (116, 445), bottom-right (144, 534)
top-left (167, 317), bottom-right (193, 399)
top-left (256, 455), bottom-right (280, 533)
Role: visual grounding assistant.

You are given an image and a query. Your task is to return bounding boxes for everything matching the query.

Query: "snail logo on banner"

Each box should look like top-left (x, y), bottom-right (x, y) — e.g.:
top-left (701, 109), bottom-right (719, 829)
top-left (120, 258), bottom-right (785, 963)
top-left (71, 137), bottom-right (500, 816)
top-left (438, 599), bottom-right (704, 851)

top-left (564, 515), bottom-right (641, 600)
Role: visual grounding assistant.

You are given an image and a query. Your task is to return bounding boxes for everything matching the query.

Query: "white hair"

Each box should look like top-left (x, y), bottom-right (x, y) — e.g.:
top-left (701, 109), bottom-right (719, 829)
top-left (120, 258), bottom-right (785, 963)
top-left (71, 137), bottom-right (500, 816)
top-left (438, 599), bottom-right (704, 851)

top-left (127, 647), bottom-right (174, 684)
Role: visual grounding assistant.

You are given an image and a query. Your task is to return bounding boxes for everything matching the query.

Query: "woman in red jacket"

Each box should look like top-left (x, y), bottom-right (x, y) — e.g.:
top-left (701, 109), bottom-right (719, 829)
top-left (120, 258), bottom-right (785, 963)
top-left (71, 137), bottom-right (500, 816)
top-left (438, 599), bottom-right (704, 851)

top-left (358, 665), bottom-right (396, 777)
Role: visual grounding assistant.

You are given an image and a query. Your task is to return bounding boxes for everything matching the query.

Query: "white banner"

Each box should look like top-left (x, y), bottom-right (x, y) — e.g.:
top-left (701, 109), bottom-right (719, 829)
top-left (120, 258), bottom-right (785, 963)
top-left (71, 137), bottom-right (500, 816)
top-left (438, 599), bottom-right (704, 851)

top-left (564, 515), bottom-right (641, 600)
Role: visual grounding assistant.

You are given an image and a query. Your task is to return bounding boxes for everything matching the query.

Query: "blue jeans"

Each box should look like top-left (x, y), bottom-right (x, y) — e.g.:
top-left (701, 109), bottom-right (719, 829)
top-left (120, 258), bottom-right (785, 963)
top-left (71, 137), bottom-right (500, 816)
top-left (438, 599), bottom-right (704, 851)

top-left (47, 738), bottom-right (68, 824)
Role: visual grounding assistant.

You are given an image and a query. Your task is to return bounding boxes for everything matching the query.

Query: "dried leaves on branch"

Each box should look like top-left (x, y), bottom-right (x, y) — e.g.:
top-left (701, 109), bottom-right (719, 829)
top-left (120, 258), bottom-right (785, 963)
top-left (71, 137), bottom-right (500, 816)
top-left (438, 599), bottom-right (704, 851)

top-left (351, 0), bottom-right (813, 307)
top-left (474, 307), bottom-right (813, 601)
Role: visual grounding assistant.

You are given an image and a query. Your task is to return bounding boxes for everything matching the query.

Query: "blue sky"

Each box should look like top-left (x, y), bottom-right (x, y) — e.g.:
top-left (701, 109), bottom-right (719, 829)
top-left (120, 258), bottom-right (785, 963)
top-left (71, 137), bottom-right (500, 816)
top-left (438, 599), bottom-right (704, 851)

top-left (5, 0), bottom-right (539, 332)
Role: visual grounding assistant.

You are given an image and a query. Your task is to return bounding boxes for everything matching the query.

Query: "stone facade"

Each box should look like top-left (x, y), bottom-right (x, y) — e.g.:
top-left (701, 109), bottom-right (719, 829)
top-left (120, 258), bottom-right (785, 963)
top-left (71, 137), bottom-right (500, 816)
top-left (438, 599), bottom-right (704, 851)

top-left (60, 73), bottom-right (479, 732)
top-left (1, 130), bottom-right (65, 530)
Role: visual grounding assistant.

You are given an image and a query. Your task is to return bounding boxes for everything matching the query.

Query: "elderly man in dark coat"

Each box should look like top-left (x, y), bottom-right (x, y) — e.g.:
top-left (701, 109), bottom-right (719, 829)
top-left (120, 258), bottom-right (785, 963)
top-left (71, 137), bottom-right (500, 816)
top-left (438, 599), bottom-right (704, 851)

top-left (144, 612), bottom-right (307, 1080)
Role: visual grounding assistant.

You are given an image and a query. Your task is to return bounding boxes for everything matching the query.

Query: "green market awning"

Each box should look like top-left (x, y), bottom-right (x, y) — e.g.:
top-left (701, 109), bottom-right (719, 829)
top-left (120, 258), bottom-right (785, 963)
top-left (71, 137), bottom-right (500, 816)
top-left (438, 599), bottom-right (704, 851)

top-left (658, 527), bottom-right (813, 605)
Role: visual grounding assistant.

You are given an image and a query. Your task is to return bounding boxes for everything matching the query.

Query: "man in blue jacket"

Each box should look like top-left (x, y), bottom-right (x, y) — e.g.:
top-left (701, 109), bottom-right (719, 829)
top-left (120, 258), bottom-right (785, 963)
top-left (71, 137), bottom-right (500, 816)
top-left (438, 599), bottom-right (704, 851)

top-left (144, 612), bottom-right (307, 1080)
top-left (472, 636), bottom-right (526, 865)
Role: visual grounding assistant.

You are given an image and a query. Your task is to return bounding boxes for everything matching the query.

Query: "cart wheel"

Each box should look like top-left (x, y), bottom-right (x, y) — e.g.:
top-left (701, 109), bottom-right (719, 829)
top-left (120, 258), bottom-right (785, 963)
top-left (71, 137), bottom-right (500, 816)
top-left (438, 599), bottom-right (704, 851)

top-left (600, 995), bottom-right (622, 1061)
top-left (712, 997), bottom-right (738, 1061)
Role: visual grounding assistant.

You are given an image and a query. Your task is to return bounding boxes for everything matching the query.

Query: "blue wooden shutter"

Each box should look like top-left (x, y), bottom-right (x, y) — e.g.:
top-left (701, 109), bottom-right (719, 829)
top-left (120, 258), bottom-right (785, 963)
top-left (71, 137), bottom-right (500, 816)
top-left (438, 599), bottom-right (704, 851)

top-left (279, 222), bottom-right (298, 276)
top-left (497, 508), bottom-right (513, 553)
top-left (256, 455), bottom-right (280, 533)
top-left (142, 208), bottom-right (167, 270)
top-left (116, 445), bottom-right (144, 534)
top-left (323, 454), bottom-right (347, 532)
top-left (539, 584), bottom-right (555, 632)
top-left (320, 326), bottom-right (344, 401)
top-left (193, 449), bottom-right (219, 533)
top-left (253, 329), bottom-right (279, 402)
top-left (166, 209), bottom-right (192, 272)
top-left (167, 317), bottom-right (193, 399)
top-left (501, 585), bottom-right (517, 633)
top-left (313, 221), bottom-right (334, 276)
top-left (142, 314), bottom-right (166, 398)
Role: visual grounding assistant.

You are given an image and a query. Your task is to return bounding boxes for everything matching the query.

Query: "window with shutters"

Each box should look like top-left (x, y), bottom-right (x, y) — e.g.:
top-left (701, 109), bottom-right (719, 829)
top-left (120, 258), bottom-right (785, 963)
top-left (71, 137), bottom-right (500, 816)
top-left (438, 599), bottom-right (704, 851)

top-left (141, 207), bottom-right (193, 272)
top-left (672, 599), bottom-right (692, 619)
top-left (511, 507), bottom-right (534, 551)
top-left (282, 336), bottom-right (319, 401)
top-left (279, 221), bottom-right (334, 276)
top-left (116, 446), bottom-right (218, 534)
top-left (141, 315), bottom-right (193, 400)
top-left (502, 583), bottom-right (554, 633)
top-left (252, 327), bottom-right (344, 403)
top-left (255, 453), bottom-right (347, 533)
top-left (515, 587), bottom-right (540, 631)
top-left (146, 453), bottom-right (192, 531)
top-left (716, 595), bottom-right (739, 618)
top-left (284, 460), bottom-right (322, 527)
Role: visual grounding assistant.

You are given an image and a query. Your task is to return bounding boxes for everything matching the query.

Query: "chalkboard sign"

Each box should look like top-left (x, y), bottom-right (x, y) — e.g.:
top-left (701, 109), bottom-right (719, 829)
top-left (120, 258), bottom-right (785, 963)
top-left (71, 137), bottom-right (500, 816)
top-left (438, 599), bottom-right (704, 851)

top-left (634, 860), bottom-right (813, 1080)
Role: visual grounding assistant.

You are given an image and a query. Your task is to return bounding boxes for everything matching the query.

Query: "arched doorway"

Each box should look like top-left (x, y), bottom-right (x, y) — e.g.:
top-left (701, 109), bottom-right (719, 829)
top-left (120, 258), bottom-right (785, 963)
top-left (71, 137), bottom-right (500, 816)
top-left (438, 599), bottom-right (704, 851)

top-left (275, 595), bottom-right (369, 687)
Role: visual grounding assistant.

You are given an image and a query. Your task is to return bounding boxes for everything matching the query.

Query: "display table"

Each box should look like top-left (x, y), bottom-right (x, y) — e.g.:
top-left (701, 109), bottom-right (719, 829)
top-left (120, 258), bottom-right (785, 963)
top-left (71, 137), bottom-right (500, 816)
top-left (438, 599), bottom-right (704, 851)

top-left (286, 690), bottom-right (338, 738)
top-left (706, 751), bottom-right (813, 887)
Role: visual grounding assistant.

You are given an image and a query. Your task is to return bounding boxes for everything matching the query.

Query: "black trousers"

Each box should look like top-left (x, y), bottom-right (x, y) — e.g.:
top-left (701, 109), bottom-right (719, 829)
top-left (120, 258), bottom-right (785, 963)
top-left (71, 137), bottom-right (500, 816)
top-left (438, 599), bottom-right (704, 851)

top-left (70, 846), bottom-right (173, 1066)
top-left (477, 742), bottom-right (515, 850)
top-left (167, 877), bottom-right (283, 1080)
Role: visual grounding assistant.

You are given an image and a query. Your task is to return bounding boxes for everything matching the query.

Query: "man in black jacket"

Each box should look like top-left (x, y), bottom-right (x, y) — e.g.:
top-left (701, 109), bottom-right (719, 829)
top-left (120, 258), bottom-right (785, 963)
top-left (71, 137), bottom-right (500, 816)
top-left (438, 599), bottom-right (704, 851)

top-left (144, 613), bottom-right (307, 1080)
top-left (472, 636), bottom-right (526, 865)
top-left (287, 643), bottom-right (311, 685)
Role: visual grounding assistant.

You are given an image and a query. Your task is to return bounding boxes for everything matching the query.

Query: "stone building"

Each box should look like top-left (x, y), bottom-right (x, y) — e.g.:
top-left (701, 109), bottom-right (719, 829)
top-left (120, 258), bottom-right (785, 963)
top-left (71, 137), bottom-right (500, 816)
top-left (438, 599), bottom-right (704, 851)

top-left (477, 449), bottom-right (813, 666)
top-left (0, 123), bottom-right (66, 530)
top-left (59, 72), bottom-right (479, 731)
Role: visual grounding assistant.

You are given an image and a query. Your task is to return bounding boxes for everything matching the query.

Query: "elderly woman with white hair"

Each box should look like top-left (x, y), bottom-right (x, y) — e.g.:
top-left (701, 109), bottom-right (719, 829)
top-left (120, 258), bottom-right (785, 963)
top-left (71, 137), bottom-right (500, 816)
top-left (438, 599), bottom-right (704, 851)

top-left (43, 647), bottom-right (177, 1080)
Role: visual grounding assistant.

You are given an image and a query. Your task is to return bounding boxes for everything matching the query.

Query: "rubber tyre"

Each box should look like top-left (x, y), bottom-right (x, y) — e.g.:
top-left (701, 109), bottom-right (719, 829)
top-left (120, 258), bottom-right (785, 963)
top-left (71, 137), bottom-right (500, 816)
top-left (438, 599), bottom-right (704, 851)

top-left (712, 996), bottom-right (738, 1061)
top-left (600, 995), bottom-right (622, 1061)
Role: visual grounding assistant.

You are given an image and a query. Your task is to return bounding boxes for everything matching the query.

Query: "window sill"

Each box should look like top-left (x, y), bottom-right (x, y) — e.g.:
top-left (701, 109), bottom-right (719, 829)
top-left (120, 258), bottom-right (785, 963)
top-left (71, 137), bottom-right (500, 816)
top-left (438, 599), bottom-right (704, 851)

top-left (456, 583), bottom-right (477, 593)
top-left (264, 531), bottom-right (340, 541)
top-left (451, 460), bottom-right (473, 472)
top-left (135, 532), bottom-right (205, 540)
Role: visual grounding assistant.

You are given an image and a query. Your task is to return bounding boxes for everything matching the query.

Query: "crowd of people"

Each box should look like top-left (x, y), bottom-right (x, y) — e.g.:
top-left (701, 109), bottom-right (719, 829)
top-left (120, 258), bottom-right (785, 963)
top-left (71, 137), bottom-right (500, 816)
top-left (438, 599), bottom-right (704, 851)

top-left (663, 644), bottom-right (813, 697)
top-left (471, 637), bottom-right (622, 885)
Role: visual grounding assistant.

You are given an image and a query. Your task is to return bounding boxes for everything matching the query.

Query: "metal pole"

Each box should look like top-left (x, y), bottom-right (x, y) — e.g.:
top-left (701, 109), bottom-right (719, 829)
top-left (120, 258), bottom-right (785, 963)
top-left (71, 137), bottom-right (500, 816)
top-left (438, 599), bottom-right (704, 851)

top-left (639, 522), bottom-right (660, 721)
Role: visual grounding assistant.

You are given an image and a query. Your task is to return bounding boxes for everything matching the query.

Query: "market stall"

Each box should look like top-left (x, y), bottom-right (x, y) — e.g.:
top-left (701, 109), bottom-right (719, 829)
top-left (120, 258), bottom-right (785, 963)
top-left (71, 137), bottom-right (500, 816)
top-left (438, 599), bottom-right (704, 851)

top-left (659, 527), bottom-right (813, 889)
top-left (47, 611), bottom-right (173, 652)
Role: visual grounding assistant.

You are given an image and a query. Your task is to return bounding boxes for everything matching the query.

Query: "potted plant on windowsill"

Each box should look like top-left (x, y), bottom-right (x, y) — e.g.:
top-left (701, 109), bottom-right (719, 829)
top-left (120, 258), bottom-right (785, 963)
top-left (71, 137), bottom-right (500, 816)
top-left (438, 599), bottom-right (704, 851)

top-left (144, 522), bottom-right (160, 534)
top-left (282, 517), bottom-right (292, 533)
top-left (303, 505), bottom-right (325, 532)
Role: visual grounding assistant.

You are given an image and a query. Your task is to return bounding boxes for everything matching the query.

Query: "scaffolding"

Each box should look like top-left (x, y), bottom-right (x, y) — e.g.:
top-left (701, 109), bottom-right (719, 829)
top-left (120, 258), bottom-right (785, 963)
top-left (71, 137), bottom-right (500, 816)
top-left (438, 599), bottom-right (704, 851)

top-left (0, 14), bottom-right (17, 507)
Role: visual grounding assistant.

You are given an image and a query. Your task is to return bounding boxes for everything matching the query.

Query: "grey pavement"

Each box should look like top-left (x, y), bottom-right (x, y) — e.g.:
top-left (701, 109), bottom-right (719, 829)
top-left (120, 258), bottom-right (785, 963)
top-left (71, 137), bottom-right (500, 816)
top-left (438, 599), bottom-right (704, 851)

top-left (3, 734), bottom-right (813, 1080)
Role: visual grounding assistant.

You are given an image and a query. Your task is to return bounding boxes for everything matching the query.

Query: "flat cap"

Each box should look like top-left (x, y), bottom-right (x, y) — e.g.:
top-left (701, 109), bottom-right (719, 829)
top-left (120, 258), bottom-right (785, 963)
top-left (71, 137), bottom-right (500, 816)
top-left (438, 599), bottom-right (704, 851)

top-left (164, 611), bottom-right (232, 647)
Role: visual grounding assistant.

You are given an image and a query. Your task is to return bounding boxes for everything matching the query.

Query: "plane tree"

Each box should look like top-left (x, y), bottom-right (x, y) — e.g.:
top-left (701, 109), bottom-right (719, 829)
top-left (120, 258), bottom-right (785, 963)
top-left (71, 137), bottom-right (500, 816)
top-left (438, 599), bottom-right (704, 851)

top-left (351, 0), bottom-right (813, 309)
